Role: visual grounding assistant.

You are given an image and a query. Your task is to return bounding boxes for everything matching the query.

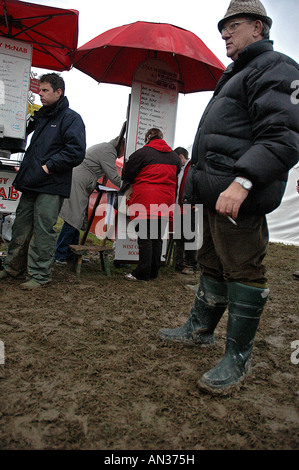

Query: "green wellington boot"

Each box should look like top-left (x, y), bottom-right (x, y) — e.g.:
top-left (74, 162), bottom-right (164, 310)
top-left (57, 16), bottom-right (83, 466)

top-left (198, 282), bottom-right (269, 395)
top-left (159, 276), bottom-right (228, 346)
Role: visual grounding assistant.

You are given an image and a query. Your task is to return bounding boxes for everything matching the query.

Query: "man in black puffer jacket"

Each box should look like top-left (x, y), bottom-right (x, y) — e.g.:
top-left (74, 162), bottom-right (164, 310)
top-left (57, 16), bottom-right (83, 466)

top-left (0, 73), bottom-right (86, 289)
top-left (160, 0), bottom-right (299, 395)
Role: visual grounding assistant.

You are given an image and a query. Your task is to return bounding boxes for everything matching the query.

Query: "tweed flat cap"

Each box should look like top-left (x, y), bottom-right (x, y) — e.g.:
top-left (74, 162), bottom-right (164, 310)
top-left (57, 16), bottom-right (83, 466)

top-left (218, 0), bottom-right (273, 32)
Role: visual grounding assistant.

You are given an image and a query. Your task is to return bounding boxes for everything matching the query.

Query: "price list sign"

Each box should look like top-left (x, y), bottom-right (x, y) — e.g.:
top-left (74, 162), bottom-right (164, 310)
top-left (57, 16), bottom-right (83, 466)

top-left (126, 59), bottom-right (179, 159)
top-left (0, 37), bottom-right (32, 139)
top-left (115, 59), bottom-right (179, 262)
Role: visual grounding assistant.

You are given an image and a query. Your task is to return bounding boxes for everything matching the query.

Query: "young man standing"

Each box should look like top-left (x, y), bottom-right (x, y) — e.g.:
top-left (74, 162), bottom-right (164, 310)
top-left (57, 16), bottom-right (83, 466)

top-left (0, 73), bottom-right (86, 289)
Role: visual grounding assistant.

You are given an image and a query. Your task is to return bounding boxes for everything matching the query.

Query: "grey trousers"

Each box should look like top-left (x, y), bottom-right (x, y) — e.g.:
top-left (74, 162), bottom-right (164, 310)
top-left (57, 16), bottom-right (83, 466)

top-left (198, 207), bottom-right (269, 284)
top-left (4, 191), bottom-right (63, 283)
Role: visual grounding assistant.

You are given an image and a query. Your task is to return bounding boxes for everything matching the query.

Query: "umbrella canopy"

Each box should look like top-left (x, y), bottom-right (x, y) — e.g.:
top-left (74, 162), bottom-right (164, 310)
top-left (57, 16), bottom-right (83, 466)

top-left (71, 21), bottom-right (225, 94)
top-left (0, 0), bottom-right (79, 71)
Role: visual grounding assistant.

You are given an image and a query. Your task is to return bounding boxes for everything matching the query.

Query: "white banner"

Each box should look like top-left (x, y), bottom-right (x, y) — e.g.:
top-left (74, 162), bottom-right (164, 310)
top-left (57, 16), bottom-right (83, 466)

top-left (0, 170), bottom-right (21, 213)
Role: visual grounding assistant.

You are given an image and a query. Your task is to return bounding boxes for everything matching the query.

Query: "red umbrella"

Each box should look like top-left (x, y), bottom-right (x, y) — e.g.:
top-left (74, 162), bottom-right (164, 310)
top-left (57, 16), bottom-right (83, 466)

top-left (0, 0), bottom-right (79, 71)
top-left (71, 21), bottom-right (225, 94)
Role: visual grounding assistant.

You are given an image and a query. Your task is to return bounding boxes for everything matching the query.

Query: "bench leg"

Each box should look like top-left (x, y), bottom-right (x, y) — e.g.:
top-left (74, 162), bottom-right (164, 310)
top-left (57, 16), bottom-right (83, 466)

top-left (99, 252), bottom-right (111, 276)
top-left (103, 253), bottom-right (111, 276)
top-left (75, 255), bottom-right (83, 277)
top-left (99, 252), bottom-right (105, 272)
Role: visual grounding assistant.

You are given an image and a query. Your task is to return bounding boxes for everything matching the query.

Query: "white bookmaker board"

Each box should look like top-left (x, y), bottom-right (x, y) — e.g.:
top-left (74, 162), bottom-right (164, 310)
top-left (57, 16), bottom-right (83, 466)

top-left (115, 59), bottom-right (179, 261)
top-left (0, 170), bottom-right (20, 213)
top-left (0, 38), bottom-right (32, 215)
top-left (0, 37), bottom-right (32, 139)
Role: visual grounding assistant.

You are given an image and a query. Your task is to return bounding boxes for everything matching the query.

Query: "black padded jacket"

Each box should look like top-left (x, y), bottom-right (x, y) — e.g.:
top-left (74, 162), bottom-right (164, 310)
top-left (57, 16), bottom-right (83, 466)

top-left (184, 40), bottom-right (299, 215)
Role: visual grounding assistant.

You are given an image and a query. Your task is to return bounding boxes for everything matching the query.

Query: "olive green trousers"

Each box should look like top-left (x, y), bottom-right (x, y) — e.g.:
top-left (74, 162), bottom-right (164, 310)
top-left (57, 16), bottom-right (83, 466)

top-left (4, 191), bottom-right (63, 283)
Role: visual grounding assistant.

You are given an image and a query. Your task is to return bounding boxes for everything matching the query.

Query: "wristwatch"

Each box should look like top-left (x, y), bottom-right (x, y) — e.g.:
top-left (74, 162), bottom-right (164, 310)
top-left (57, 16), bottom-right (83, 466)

top-left (234, 176), bottom-right (253, 191)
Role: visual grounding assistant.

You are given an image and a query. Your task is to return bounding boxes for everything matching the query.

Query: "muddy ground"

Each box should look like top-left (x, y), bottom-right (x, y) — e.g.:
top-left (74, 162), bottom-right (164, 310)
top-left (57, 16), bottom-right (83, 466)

top-left (0, 241), bottom-right (298, 451)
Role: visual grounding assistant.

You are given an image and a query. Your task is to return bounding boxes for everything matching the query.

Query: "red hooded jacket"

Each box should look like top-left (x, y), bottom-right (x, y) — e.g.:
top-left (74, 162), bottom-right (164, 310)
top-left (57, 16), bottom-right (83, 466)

top-left (122, 139), bottom-right (181, 219)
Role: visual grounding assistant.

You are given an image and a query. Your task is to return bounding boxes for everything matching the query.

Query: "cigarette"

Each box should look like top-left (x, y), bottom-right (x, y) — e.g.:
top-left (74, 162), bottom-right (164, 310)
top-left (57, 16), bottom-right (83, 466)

top-left (227, 215), bottom-right (237, 225)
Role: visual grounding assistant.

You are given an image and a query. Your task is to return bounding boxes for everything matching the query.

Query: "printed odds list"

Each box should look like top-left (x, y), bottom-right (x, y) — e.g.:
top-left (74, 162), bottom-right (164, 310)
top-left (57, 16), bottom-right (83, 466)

top-left (0, 37), bottom-right (32, 139)
top-left (135, 84), bottom-right (178, 149)
top-left (115, 59), bottom-right (178, 262)
top-left (125, 58), bottom-right (179, 158)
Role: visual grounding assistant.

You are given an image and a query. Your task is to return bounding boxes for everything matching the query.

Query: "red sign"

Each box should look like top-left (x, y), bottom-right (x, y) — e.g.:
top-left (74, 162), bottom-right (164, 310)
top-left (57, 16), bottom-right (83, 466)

top-left (30, 78), bottom-right (40, 94)
top-left (0, 171), bottom-right (20, 213)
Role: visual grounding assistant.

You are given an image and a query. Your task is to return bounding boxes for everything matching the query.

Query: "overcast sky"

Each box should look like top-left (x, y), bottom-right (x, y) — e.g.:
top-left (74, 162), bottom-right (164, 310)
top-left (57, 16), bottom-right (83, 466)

top-left (27, 0), bottom-right (299, 150)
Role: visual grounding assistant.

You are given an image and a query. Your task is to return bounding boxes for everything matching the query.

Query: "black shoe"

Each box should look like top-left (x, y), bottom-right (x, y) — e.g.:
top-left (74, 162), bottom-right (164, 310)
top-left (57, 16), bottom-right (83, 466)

top-left (0, 270), bottom-right (9, 279)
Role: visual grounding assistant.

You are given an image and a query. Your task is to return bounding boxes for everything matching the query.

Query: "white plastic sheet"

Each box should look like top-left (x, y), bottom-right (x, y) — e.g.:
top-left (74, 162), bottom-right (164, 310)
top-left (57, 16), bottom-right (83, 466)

top-left (267, 165), bottom-right (299, 246)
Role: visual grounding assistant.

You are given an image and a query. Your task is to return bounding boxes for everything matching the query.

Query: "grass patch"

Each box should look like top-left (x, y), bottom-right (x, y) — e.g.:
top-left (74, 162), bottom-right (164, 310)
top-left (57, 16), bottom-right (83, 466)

top-left (54, 217), bottom-right (113, 248)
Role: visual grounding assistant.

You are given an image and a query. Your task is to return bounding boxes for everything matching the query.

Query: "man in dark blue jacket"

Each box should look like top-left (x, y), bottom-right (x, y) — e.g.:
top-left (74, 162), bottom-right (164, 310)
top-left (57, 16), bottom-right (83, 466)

top-left (0, 73), bottom-right (86, 289)
top-left (159, 0), bottom-right (299, 395)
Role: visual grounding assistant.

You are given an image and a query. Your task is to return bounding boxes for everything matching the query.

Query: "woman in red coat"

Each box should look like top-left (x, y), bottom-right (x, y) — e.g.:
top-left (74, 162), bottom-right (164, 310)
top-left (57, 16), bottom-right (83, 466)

top-left (122, 128), bottom-right (181, 281)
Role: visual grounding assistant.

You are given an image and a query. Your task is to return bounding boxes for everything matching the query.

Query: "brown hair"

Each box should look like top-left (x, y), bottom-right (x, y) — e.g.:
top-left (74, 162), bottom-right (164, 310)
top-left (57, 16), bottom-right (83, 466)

top-left (39, 73), bottom-right (65, 95)
top-left (145, 128), bottom-right (163, 142)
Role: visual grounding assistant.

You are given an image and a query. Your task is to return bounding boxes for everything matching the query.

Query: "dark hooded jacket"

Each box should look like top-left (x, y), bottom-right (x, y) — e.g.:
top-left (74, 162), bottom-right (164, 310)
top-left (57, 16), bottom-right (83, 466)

top-left (13, 96), bottom-right (86, 198)
top-left (184, 40), bottom-right (299, 215)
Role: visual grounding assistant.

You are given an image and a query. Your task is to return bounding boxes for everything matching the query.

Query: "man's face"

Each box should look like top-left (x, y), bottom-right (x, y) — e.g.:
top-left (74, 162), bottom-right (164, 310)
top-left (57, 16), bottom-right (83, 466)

top-left (179, 153), bottom-right (188, 165)
top-left (39, 81), bottom-right (62, 106)
top-left (221, 17), bottom-right (262, 61)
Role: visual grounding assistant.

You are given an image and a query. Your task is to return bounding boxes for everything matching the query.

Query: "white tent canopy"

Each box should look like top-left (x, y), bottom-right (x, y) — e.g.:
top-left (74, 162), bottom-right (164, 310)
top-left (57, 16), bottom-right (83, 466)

top-left (267, 165), bottom-right (299, 246)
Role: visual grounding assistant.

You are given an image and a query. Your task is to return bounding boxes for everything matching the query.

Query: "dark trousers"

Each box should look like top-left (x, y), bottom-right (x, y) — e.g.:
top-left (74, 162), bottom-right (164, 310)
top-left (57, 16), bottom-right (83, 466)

top-left (175, 239), bottom-right (198, 270)
top-left (55, 222), bottom-right (80, 261)
top-left (175, 210), bottom-right (198, 270)
top-left (132, 218), bottom-right (167, 281)
top-left (198, 207), bottom-right (269, 284)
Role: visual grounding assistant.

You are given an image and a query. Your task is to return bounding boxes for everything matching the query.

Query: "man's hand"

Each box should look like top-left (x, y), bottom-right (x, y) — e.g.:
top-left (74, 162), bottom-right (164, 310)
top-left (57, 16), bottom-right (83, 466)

top-left (216, 181), bottom-right (249, 219)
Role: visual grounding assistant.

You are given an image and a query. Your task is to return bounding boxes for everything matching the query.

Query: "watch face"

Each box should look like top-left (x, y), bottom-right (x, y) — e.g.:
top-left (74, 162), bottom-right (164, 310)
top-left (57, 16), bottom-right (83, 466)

top-left (235, 177), bottom-right (252, 190)
top-left (244, 181), bottom-right (251, 189)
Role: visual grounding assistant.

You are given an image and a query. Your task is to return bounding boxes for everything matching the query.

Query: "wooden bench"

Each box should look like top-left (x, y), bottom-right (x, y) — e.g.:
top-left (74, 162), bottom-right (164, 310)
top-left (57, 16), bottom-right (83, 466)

top-left (69, 244), bottom-right (114, 277)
